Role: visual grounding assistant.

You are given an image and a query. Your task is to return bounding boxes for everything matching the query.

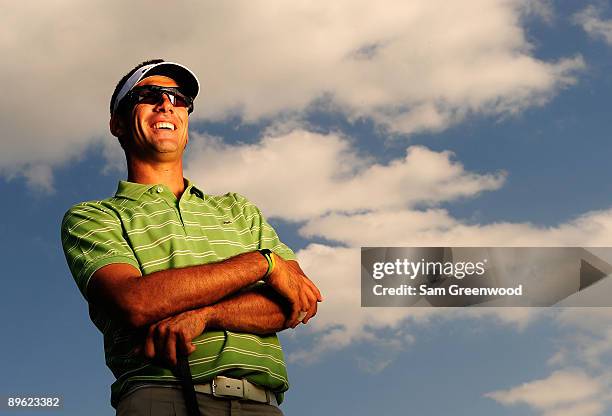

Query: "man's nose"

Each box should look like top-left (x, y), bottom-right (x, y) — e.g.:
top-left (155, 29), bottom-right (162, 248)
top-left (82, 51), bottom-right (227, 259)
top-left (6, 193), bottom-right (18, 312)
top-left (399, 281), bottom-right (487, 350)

top-left (154, 93), bottom-right (174, 112)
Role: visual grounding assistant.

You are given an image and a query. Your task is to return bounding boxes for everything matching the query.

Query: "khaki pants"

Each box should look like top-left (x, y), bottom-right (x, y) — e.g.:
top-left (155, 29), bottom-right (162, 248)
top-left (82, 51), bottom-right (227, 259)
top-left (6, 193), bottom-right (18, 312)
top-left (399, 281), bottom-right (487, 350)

top-left (116, 386), bottom-right (284, 416)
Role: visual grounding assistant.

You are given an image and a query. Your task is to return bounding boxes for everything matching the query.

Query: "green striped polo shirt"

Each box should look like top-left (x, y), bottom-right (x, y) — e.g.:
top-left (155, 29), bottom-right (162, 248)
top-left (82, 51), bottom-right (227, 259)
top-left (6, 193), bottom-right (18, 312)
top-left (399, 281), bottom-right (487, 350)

top-left (61, 179), bottom-right (295, 408)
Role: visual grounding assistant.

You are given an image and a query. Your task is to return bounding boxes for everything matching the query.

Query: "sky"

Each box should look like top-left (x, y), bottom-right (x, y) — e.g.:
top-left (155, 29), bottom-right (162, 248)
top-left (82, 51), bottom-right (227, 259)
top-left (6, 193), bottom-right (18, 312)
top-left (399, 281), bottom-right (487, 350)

top-left (2, 0), bottom-right (612, 415)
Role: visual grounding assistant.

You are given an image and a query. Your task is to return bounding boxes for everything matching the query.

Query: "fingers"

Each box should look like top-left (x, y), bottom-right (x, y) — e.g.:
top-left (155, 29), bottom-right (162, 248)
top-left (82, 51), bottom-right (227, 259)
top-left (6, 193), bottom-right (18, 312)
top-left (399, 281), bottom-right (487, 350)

top-left (139, 310), bottom-right (206, 369)
top-left (284, 278), bottom-right (304, 328)
top-left (288, 261), bottom-right (324, 301)
top-left (145, 324), bottom-right (157, 359)
top-left (269, 259), bottom-right (323, 327)
top-left (289, 287), bottom-right (308, 327)
top-left (301, 283), bottom-right (319, 324)
top-left (288, 278), bottom-right (320, 327)
top-left (299, 285), bottom-right (310, 315)
top-left (143, 322), bottom-right (186, 368)
top-left (268, 263), bottom-right (303, 327)
top-left (287, 297), bottom-right (301, 328)
top-left (293, 277), bottom-right (318, 327)
top-left (302, 303), bottom-right (317, 325)
top-left (302, 276), bottom-right (323, 301)
top-left (154, 325), bottom-right (166, 363)
top-left (285, 259), bottom-right (323, 302)
top-left (166, 331), bottom-right (179, 367)
top-left (303, 287), bottom-right (318, 324)
top-left (178, 331), bottom-right (196, 356)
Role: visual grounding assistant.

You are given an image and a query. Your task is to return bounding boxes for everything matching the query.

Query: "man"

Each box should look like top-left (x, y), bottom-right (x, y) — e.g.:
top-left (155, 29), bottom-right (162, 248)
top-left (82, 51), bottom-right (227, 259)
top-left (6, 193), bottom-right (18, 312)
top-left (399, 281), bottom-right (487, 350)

top-left (61, 59), bottom-right (322, 416)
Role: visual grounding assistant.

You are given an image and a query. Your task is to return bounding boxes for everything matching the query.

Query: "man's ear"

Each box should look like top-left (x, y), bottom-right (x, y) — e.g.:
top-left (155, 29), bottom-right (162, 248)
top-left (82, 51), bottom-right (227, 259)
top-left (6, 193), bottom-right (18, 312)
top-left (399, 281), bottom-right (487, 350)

top-left (110, 114), bottom-right (126, 137)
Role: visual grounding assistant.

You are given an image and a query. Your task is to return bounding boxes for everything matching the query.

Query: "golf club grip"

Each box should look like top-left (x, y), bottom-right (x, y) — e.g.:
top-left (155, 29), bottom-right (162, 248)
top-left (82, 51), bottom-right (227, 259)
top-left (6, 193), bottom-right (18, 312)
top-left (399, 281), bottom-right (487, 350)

top-left (176, 354), bottom-right (201, 416)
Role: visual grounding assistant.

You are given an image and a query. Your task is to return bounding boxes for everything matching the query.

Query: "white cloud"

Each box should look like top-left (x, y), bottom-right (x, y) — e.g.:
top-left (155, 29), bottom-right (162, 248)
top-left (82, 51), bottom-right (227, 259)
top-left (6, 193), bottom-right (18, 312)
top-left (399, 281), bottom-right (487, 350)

top-left (547, 349), bottom-right (568, 367)
top-left (21, 164), bottom-right (55, 194)
top-left (1, 0), bottom-right (583, 188)
top-left (543, 401), bottom-right (604, 416)
top-left (485, 369), bottom-right (604, 409)
top-left (555, 308), bottom-right (612, 336)
top-left (185, 130), bottom-right (505, 221)
top-left (300, 207), bottom-right (612, 246)
top-left (575, 6), bottom-right (612, 45)
top-left (483, 305), bottom-right (612, 415)
top-left (550, 309), bottom-right (612, 369)
top-left (521, 0), bottom-right (554, 23)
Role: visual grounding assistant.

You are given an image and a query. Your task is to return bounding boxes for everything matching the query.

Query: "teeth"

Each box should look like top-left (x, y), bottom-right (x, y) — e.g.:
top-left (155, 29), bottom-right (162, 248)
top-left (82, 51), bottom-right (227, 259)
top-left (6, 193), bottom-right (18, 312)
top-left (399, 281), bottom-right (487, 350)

top-left (153, 122), bottom-right (175, 130)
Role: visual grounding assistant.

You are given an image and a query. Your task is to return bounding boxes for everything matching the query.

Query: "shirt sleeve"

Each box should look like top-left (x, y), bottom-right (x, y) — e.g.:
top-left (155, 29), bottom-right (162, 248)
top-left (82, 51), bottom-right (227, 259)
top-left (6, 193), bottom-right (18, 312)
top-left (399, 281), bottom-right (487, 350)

top-left (61, 202), bottom-right (140, 301)
top-left (233, 193), bottom-right (296, 261)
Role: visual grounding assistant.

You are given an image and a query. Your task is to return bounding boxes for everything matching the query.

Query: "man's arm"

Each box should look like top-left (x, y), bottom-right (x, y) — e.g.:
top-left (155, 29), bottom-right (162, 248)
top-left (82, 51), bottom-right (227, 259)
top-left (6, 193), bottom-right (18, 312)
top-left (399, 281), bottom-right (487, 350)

top-left (205, 284), bottom-right (290, 333)
top-left (90, 253), bottom-right (321, 328)
top-left (140, 285), bottom-right (292, 367)
top-left (89, 251), bottom-right (266, 327)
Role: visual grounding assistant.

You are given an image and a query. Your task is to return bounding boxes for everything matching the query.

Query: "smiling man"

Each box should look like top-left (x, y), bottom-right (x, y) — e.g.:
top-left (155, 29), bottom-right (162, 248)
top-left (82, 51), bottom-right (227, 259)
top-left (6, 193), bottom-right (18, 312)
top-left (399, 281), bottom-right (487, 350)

top-left (61, 59), bottom-right (322, 416)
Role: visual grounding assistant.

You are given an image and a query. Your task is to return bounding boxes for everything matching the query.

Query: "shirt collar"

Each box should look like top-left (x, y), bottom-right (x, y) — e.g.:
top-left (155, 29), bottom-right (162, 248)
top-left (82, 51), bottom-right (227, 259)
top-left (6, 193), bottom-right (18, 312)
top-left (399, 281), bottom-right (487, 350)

top-left (114, 179), bottom-right (205, 201)
top-left (184, 178), bottom-right (205, 199)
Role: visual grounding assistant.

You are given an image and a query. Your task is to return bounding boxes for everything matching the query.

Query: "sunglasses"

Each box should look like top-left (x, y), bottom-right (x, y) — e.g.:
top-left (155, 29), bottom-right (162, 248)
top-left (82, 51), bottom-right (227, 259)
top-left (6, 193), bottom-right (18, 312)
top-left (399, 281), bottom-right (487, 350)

top-left (123, 85), bottom-right (194, 114)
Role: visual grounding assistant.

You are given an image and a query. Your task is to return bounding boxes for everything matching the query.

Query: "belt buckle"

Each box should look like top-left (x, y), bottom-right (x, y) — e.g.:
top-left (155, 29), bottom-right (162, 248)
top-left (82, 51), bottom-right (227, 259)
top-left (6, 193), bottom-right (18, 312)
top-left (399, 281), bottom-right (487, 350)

top-left (211, 376), bottom-right (245, 399)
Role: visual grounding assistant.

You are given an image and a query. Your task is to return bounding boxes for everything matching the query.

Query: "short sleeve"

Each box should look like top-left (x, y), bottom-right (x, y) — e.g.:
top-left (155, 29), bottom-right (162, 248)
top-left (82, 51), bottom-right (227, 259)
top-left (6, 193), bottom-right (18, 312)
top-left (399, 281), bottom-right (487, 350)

top-left (234, 194), bottom-right (296, 261)
top-left (61, 202), bottom-right (140, 301)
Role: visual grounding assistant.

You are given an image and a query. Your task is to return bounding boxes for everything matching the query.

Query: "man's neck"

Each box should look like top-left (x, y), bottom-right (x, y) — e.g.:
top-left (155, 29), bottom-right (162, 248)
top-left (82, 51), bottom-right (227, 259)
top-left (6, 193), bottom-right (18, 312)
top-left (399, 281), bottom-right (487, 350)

top-left (127, 157), bottom-right (186, 198)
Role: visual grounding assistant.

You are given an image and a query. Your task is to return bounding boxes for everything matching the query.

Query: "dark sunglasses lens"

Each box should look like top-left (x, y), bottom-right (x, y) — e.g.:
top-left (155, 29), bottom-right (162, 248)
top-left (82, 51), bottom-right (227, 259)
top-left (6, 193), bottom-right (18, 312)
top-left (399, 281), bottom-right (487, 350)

top-left (137, 90), bottom-right (165, 105)
top-left (136, 89), bottom-right (190, 108)
top-left (173, 94), bottom-right (189, 107)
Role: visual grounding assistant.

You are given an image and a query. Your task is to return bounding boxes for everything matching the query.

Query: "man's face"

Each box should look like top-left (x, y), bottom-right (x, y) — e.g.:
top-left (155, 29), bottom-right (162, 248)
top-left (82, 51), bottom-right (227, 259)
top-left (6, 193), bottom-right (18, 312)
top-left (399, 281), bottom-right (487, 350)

top-left (123, 75), bottom-right (190, 161)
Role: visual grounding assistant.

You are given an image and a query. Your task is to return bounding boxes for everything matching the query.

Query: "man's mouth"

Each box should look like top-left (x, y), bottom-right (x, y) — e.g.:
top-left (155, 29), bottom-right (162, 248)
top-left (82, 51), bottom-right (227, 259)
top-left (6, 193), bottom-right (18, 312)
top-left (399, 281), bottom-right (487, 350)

top-left (152, 121), bottom-right (176, 131)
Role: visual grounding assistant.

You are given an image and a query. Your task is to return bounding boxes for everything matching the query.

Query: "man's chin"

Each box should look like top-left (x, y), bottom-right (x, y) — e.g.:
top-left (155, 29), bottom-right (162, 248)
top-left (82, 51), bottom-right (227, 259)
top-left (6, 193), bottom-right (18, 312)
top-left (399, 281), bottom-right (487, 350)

top-left (151, 137), bottom-right (183, 151)
top-left (155, 146), bottom-right (183, 157)
top-left (136, 144), bottom-right (183, 161)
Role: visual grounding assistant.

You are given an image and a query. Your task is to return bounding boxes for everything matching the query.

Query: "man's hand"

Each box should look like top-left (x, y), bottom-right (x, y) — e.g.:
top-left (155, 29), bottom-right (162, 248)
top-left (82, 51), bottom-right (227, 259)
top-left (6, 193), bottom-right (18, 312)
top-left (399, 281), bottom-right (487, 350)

top-left (266, 257), bottom-right (323, 328)
top-left (141, 308), bottom-right (208, 368)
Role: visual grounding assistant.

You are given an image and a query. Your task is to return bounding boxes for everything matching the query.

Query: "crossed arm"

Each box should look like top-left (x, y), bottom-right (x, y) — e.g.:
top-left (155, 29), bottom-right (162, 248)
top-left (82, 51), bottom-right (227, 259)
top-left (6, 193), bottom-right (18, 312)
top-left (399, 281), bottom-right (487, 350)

top-left (89, 251), bottom-right (322, 366)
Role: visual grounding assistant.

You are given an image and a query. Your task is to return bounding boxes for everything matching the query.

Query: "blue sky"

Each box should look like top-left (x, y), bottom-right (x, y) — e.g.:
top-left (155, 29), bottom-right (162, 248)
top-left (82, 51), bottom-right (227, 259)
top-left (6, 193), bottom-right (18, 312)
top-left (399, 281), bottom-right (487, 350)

top-left (2, 1), bottom-right (612, 415)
